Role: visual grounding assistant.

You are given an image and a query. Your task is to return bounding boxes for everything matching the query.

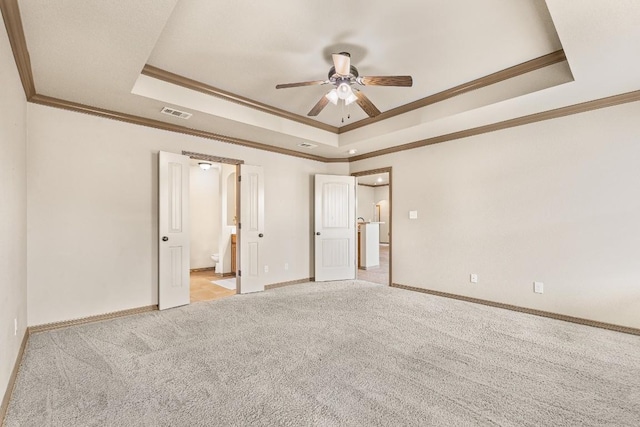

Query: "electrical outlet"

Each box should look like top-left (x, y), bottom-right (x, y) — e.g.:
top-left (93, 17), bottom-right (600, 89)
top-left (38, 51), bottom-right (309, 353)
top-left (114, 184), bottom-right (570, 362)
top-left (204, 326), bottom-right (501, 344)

top-left (470, 274), bottom-right (478, 283)
top-left (284, 263), bottom-right (289, 271)
top-left (264, 265), bottom-right (269, 273)
top-left (14, 318), bottom-right (17, 336)
top-left (534, 281), bottom-right (544, 294)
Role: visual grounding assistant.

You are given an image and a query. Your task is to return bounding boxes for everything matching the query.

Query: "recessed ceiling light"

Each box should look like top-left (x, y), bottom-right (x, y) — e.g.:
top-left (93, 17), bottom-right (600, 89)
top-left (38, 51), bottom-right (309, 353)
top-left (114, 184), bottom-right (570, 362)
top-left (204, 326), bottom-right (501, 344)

top-left (348, 149), bottom-right (357, 154)
top-left (377, 177), bottom-right (383, 182)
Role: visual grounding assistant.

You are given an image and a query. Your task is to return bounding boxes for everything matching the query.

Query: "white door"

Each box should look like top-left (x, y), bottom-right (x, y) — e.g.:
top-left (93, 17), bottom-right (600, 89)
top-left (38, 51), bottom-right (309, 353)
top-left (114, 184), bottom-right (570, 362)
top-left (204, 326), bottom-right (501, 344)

top-left (239, 164), bottom-right (265, 293)
top-left (158, 151), bottom-right (190, 310)
top-left (314, 174), bottom-right (356, 281)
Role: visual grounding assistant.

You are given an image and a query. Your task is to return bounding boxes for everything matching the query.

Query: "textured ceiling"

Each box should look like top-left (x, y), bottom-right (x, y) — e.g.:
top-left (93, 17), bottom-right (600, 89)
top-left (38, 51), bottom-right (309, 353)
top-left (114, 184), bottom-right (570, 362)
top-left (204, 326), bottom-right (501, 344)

top-left (14, 0), bottom-right (640, 159)
top-left (147, 0), bottom-right (561, 126)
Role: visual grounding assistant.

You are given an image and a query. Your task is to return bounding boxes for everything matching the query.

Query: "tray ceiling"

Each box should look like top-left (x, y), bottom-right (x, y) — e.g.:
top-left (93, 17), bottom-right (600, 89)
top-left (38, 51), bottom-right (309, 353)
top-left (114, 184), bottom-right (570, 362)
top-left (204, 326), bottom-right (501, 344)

top-left (12, 0), bottom-right (640, 160)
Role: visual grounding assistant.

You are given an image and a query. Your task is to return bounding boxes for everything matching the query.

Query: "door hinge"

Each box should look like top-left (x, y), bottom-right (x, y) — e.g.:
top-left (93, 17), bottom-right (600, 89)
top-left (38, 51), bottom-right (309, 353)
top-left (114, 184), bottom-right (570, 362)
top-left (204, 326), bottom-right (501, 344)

top-left (238, 270), bottom-right (241, 277)
top-left (238, 222), bottom-right (241, 229)
top-left (238, 175), bottom-right (241, 182)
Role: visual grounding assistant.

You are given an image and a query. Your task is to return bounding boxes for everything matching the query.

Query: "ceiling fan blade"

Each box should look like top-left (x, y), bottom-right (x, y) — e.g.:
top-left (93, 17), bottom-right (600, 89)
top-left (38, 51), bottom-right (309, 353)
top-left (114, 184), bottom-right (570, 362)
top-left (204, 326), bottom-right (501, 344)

top-left (276, 80), bottom-right (327, 89)
top-left (354, 90), bottom-right (381, 117)
top-left (307, 95), bottom-right (330, 116)
top-left (332, 52), bottom-right (351, 76)
top-left (358, 76), bottom-right (413, 87)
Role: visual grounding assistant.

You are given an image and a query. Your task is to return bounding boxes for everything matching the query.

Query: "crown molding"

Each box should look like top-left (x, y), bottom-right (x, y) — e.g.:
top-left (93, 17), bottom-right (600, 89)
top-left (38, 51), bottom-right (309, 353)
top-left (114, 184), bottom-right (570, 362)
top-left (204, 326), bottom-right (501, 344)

top-left (143, 50), bottom-right (566, 136)
top-left (29, 94), bottom-right (336, 163)
top-left (142, 64), bottom-right (340, 133)
top-left (4, 2), bottom-right (640, 164)
top-left (339, 50), bottom-right (568, 133)
top-left (348, 89), bottom-right (640, 162)
top-left (26, 89), bottom-right (640, 165)
top-left (0, 0), bottom-right (35, 99)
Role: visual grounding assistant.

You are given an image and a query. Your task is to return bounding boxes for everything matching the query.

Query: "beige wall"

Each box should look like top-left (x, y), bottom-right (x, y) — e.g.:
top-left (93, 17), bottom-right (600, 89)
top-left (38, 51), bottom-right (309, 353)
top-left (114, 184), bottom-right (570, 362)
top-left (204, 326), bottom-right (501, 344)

top-left (189, 163), bottom-right (220, 269)
top-left (26, 103), bottom-right (348, 326)
top-left (356, 185), bottom-right (375, 222)
top-left (374, 185), bottom-right (390, 243)
top-left (351, 102), bottom-right (640, 329)
top-left (0, 18), bottom-right (28, 402)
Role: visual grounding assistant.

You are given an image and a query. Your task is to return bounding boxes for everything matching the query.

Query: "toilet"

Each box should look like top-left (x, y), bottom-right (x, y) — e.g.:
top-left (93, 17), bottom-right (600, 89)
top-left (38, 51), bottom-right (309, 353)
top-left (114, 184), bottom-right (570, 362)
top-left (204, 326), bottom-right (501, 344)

top-left (211, 254), bottom-right (220, 272)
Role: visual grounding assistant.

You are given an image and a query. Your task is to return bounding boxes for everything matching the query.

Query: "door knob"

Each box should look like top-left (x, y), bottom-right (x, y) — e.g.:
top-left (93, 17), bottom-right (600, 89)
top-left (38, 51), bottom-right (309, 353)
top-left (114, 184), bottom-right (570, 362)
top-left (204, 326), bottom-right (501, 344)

top-left (316, 232), bottom-right (321, 236)
top-left (258, 233), bottom-right (264, 238)
top-left (162, 236), bottom-right (168, 241)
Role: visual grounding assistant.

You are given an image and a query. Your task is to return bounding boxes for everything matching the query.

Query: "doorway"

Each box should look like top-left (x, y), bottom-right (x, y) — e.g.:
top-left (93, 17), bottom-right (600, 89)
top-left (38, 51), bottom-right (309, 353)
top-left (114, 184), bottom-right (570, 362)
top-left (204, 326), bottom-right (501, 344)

top-left (187, 158), bottom-right (238, 303)
top-left (353, 168), bottom-right (392, 286)
top-left (159, 151), bottom-right (266, 309)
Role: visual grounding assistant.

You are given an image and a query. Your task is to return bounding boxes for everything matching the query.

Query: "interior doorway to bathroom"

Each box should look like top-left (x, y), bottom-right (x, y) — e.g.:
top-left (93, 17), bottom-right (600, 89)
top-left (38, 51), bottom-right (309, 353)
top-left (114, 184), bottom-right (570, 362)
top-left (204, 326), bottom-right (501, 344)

top-left (353, 168), bottom-right (392, 286)
top-left (188, 158), bottom-right (238, 303)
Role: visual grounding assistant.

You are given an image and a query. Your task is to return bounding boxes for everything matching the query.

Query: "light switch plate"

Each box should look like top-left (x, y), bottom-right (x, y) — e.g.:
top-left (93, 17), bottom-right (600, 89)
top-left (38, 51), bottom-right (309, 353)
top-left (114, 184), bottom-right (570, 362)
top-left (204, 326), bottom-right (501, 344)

top-left (409, 210), bottom-right (418, 219)
top-left (470, 274), bottom-right (478, 283)
top-left (534, 281), bottom-right (544, 294)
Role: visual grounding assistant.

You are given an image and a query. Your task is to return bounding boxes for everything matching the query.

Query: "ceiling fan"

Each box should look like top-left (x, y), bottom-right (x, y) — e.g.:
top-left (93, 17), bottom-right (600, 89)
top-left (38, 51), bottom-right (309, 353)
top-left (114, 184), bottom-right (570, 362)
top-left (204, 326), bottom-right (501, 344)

top-left (276, 52), bottom-right (413, 118)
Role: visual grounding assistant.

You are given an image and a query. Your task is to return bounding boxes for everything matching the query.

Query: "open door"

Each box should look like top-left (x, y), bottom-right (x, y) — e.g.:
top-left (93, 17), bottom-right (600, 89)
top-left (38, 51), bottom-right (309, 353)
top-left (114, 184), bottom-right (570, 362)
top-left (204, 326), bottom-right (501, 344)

top-left (158, 151), bottom-right (190, 310)
top-left (314, 174), bottom-right (356, 281)
top-left (239, 164), bottom-right (265, 293)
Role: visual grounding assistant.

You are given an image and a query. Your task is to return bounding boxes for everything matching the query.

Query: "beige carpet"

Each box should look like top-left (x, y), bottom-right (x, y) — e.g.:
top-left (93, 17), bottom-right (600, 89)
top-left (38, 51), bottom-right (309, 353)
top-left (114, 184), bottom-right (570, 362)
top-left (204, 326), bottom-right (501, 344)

top-left (5, 280), bottom-right (640, 426)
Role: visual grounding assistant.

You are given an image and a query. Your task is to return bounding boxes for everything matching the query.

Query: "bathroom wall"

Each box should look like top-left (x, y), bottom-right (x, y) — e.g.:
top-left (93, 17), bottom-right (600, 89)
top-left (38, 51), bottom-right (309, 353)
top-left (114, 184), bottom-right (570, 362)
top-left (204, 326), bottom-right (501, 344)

top-left (374, 185), bottom-right (390, 243)
top-left (189, 162), bottom-right (221, 269)
top-left (351, 101), bottom-right (640, 329)
top-left (26, 102), bottom-right (348, 325)
top-left (0, 16), bottom-right (28, 410)
top-left (356, 184), bottom-right (375, 222)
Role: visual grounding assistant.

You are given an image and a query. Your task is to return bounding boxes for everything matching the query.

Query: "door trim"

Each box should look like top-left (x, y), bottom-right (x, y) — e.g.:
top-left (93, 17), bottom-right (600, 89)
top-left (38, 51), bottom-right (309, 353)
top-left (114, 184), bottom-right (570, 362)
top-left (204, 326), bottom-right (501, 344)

top-left (352, 167), bottom-right (392, 286)
top-left (182, 151), bottom-right (243, 293)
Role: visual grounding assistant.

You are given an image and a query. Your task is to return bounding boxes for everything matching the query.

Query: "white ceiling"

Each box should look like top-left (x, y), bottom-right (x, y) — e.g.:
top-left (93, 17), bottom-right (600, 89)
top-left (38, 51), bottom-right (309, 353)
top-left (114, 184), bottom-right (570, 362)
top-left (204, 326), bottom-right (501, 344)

top-left (358, 173), bottom-right (389, 187)
top-left (16, 0), bottom-right (640, 159)
top-left (147, 0), bottom-right (561, 125)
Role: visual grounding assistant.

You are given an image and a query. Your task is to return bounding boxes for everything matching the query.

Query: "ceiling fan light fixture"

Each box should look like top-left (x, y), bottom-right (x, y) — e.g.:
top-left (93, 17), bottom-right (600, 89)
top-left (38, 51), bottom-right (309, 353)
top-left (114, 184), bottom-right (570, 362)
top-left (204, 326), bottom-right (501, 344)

top-left (345, 92), bottom-right (358, 106)
top-left (325, 89), bottom-right (339, 105)
top-left (337, 82), bottom-right (352, 100)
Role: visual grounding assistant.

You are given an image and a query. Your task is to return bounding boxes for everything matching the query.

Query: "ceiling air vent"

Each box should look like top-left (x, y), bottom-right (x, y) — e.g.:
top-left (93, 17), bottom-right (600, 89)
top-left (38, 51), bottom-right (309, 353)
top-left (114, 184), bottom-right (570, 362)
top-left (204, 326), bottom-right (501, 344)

top-left (297, 142), bottom-right (317, 149)
top-left (161, 107), bottom-right (192, 120)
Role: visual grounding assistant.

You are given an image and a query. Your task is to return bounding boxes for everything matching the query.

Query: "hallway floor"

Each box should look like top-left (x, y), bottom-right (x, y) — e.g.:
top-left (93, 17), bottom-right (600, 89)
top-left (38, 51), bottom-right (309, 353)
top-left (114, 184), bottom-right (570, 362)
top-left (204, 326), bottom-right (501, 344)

top-left (357, 244), bottom-right (389, 285)
top-left (190, 270), bottom-right (236, 303)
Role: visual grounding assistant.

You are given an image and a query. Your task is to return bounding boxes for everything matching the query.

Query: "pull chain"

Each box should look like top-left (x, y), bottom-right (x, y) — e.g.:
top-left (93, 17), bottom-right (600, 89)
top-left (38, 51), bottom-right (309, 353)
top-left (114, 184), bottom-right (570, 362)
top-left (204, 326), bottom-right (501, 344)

top-left (340, 100), bottom-right (352, 123)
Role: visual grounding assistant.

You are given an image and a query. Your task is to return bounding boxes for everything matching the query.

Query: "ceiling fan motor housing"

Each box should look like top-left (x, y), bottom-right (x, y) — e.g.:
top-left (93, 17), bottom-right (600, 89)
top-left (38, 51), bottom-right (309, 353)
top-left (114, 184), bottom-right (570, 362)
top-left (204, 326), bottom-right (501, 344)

top-left (328, 65), bottom-right (359, 80)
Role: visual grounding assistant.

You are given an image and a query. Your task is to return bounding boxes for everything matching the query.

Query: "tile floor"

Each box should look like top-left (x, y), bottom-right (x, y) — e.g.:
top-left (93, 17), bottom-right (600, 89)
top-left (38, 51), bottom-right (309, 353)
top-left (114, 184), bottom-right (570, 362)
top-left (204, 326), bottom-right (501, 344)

top-left (357, 244), bottom-right (389, 285)
top-left (190, 270), bottom-right (236, 303)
